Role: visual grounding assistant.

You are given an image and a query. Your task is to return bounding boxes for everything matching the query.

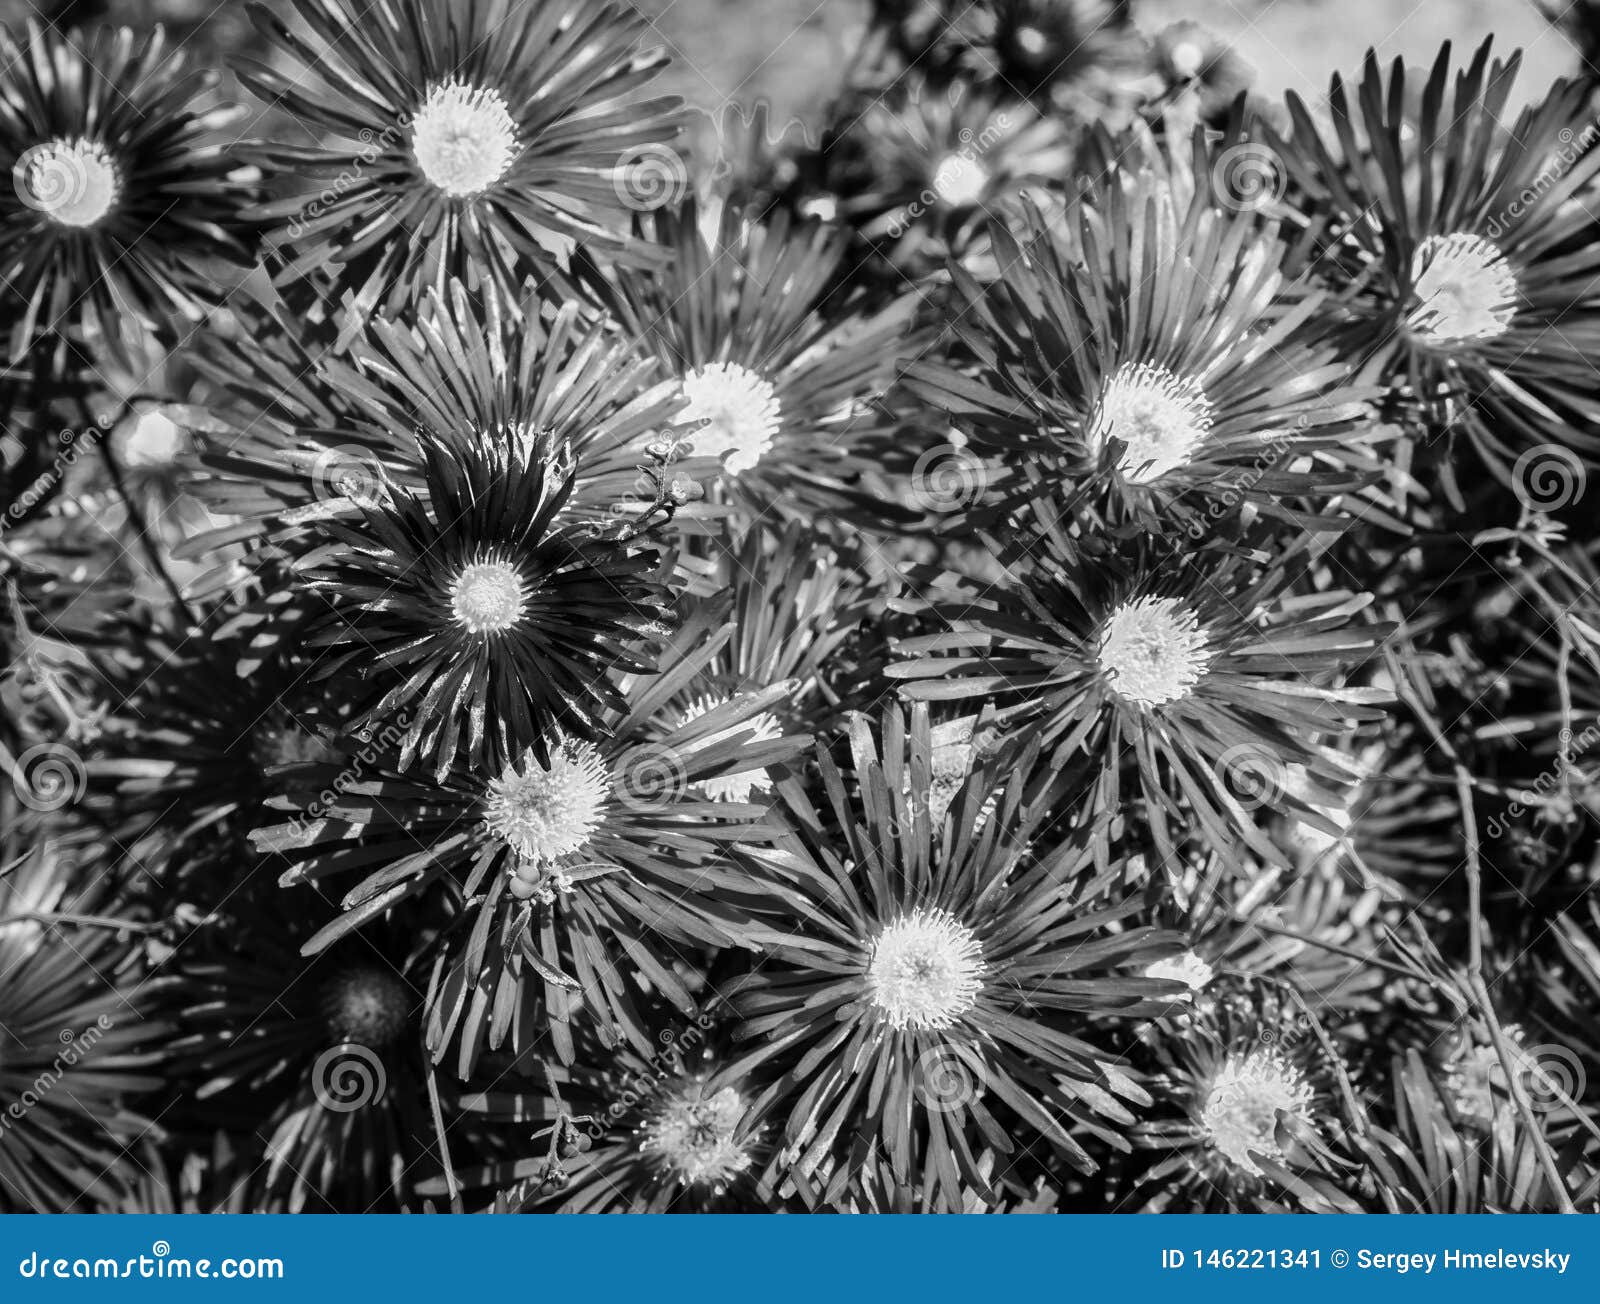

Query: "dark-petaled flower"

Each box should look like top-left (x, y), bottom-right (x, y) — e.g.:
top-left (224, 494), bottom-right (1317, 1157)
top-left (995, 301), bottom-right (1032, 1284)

top-left (294, 428), bottom-right (675, 776)
top-left (890, 527), bottom-right (1393, 873)
top-left (184, 280), bottom-right (698, 559)
top-left (0, 839), bottom-right (169, 1212)
top-left (1265, 41), bottom-right (1600, 481)
top-left (724, 706), bottom-right (1178, 1211)
top-left (252, 617), bottom-right (809, 1071)
top-left (574, 198), bottom-right (918, 524)
top-left (0, 22), bottom-right (251, 362)
top-left (167, 891), bottom-right (433, 1213)
top-left (905, 179), bottom-right (1385, 538)
top-left (240, 0), bottom-right (683, 315)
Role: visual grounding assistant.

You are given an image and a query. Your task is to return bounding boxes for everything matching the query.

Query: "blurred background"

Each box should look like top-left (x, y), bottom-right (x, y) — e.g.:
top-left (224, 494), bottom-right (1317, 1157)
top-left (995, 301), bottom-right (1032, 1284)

top-left (1, 1), bottom-right (1586, 126)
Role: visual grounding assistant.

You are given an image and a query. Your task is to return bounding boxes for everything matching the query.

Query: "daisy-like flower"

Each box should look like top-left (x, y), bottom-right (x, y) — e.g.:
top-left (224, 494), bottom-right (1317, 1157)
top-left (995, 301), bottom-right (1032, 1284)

top-left (1131, 981), bottom-right (1358, 1211)
top-left (87, 600), bottom-right (344, 891)
top-left (724, 706), bottom-right (1179, 1211)
top-left (432, 1018), bottom-right (771, 1211)
top-left (0, 22), bottom-right (251, 362)
top-left (294, 428), bottom-right (674, 776)
top-left (576, 199), bottom-right (917, 524)
top-left (0, 840), bottom-right (169, 1212)
top-left (906, 178), bottom-right (1383, 537)
top-left (890, 528), bottom-right (1393, 873)
top-left (252, 619), bottom-right (808, 1071)
top-left (1264, 42), bottom-right (1600, 479)
top-left (240, 0), bottom-right (683, 315)
top-left (168, 894), bottom-right (432, 1212)
top-left (184, 280), bottom-right (698, 558)
top-left (793, 76), bottom-right (1071, 283)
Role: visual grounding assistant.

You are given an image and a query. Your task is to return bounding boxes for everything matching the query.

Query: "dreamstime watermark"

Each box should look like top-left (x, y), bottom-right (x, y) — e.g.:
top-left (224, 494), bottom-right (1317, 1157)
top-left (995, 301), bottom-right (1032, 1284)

top-left (1, 1016), bottom-right (114, 1133)
top-left (2, 422), bottom-right (107, 531)
top-left (611, 739), bottom-right (689, 811)
top-left (1181, 426), bottom-right (1298, 540)
top-left (1511, 443), bottom-right (1585, 512)
top-left (1484, 119), bottom-right (1600, 239)
top-left (286, 116), bottom-right (413, 239)
top-left (1484, 719), bottom-right (1600, 838)
top-left (885, 114), bottom-right (1012, 238)
top-left (582, 1009), bottom-right (719, 1140)
top-left (913, 1044), bottom-right (989, 1113)
top-left (1214, 740), bottom-right (1289, 811)
top-left (284, 713), bottom-right (410, 836)
top-left (311, 1042), bottom-right (386, 1113)
top-left (909, 440), bottom-right (988, 512)
top-left (1211, 141), bottom-right (1287, 213)
top-left (612, 142), bottom-right (690, 210)
top-left (7, 741), bottom-right (87, 813)
top-left (17, 1242), bottom-right (283, 1281)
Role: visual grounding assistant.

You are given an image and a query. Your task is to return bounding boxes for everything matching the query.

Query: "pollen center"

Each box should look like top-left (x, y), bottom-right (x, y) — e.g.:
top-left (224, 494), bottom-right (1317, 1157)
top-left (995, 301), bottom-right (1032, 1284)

top-left (641, 1084), bottom-right (753, 1188)
top-left (680, 363), bottom-right (782, 475)
top-left (25, 138), bottom-right (119, 228)
top-left (1096, 595), bottom-right (1210, 708)
top-left (483, 739), bottom-right (610, 865)
top-left (320, 966), bottom-right (413, 1048)
top-left (1200, 1049), bottom-right (1314, 1175)
top-left (411, 81), bottom-right (518, 197)
top-left (1089, 362), bottom-right (1214, 484)
top-left (450, 559), bottom-right (527, 635)
top-left (868, 907), bottom-right (985, 1031)
top-left (932, 152), bottom-right (989, 207)
top-left (677, 694), bottom-right (782, 803)
top-left (1406, 232), bottom-right (1519, 344)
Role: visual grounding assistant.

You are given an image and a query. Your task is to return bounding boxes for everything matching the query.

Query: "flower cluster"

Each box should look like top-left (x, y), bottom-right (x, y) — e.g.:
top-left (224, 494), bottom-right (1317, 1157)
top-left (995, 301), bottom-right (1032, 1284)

top-left (3, 0), bottom-right (1599, 1217)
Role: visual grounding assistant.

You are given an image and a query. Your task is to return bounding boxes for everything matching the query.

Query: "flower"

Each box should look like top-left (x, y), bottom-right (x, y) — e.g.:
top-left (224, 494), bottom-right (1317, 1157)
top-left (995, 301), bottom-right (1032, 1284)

top-left (1264, 41), bottom-right (1600, 481)
top-left (0, 840), bottom-right (169, 1212)
top-left (890, 529), bottom-right (1393, 872)
top-left (724, 706), bottom-right (1178, 1211)
top-left (167, 893), bottom-right (431, 1212)
top-left (252, 618), bottom-right (809, 1070)
top-left (294, 427), bottom-right (674, 776)
top-left (1131, 981), bottom-right (1358, 1211)
top-left (431, 1017), bottom-right (771, 1211)
top-left (576, 199), bottom-right (917, 524)
top-left (241, 0), bottom-right (684, 314)
top-left (0, 22), bottom-right (250, 362)
top-left (185, 279), bottom-right (695, 556)
top-left (905, 178), bottom-right (1385, 536)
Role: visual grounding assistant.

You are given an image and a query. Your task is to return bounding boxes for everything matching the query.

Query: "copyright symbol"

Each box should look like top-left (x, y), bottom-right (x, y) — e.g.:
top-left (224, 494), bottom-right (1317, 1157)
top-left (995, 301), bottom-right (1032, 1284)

top-left (1331, 1250), bottom-right (1348, 1268)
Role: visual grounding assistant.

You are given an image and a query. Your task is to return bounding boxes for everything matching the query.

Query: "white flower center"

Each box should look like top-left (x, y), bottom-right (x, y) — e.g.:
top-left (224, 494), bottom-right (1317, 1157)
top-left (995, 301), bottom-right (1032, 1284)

top-left (1089, 363), bottom-right (1214, 484)
top-left (1200, 1049), bottom-right (1314, 1175)
top-left (868, 907), bottom-right (985, 1031)
top-left (932, 152), bottom-right (989, 207)
top-left (1406, 233), bottom-right (1519, 344)
top-left (24, 138), bottom-right (119, 228)
top-left (483, 739), bottom-right (610, 865)
top-left (1167, 40), bottom-right (1207, 78)
top-left (1096, 595), bottom-right (1210, 708)
top-left (680, 363), bottom-right (781, 475)
top-left (1016, 25), bottom-right (1049, 57)
top-left (411, 81), bottom-right (518, 197)
top-left (449, 559), bottom-right (527, 635)
top-left (641, 1084), bottom-right (752, 1188)
top-left (320, 966), bottom-right (413, 1047)
top-left (677, 694), bottom-right (782, 802)
top-left (1445, 1024), bottom-right (1528, 1124)
top-left (1145, 950), bottom-right (1214, 995)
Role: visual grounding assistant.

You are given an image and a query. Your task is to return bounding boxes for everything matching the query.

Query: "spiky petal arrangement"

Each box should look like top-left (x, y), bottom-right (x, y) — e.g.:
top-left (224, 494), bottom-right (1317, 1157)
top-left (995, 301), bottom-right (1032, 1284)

top-left (239, 0), bottom-right (684, 314)
top-left (294, 430), bottom-right (673, 776)
top-left (0, 22), bottom-right (251, 361)
top-left (724, 707), bottom-right (1179, 1211)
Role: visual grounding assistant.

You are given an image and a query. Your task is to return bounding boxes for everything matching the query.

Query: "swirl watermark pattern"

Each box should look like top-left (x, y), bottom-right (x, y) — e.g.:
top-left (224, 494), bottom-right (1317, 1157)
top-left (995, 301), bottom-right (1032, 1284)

top-left (910, 443), bottom-right (988, 512)
top-left (612, 143), bottom-right (689, 210)
top-left (1511, 444), bottom-right (1585, 512)
top-left (913, 1045), bottom-right (989, 1114)
top-left (1215, 741), bottom-right (1288, 811)
top-left (311, 1043), bottom-right (387, 1113)
top-left (1212, 142), bottom-right (1286, 213)
top-left (611, 741), bottom-right (688, 811)
top-left (10, 742), bottom-right (87, 812)
top-left (309, 444), bottom-right (386, 509)
top-left (1518, 1043), bottom-right (1586, 1114)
